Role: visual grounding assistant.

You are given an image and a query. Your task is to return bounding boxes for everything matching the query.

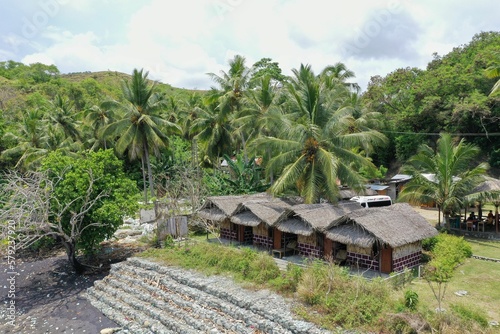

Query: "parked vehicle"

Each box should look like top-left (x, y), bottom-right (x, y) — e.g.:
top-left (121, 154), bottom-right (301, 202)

top-left (350, 195), bottom-right (392, 208)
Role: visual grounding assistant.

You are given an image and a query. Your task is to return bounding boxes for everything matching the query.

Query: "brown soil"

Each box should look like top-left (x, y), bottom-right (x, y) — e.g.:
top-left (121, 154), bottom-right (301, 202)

top-left (0, 242), bottom-right (147, 334)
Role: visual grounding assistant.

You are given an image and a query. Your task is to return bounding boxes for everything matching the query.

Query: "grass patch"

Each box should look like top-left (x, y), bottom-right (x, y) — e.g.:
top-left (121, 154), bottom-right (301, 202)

top-left (138, 241), bottom-right (280, 282)
top-left (137, 238), bottom-right (500, 333)
top-left (467, 238), bottom-right (500, 259)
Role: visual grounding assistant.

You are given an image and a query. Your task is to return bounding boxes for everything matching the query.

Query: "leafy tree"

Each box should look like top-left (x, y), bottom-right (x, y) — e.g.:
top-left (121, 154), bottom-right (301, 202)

top-left (422, 234), bottom-right (472, 312)
top-left (250, 57), bottom-right (286, 84)
top-left (102, 68), bottom-right (180, 201)
top-left (398, 133), bottom-right (488, 227)
top-left (0, 149), bottom-right (139, 273)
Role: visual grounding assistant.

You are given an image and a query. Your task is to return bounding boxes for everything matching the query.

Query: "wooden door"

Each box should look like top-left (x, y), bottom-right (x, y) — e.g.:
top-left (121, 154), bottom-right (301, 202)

top-left (380, 247), bottom-right (393, 273)
top-left (273, 229), bottom-right (282, 249)
top-left (323, 237), bottom-right (333, 260)
top-left (237, 225), bottom-right (245, 242)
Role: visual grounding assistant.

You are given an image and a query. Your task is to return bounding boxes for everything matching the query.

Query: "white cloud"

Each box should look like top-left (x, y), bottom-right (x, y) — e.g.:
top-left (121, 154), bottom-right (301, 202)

top-left (2, 0), bottom-right (499, 91)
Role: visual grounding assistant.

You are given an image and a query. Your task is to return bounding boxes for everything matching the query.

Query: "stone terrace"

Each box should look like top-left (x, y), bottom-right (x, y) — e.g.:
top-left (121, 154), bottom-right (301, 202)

top-left (85, 257), bottom-right (333, 334)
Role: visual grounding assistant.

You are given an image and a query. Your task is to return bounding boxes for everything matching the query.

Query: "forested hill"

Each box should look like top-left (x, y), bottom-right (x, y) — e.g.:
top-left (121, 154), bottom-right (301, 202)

top-left (0, 66), bottom-right (197, 112)
top-left (0, 31), bottom-right (499, 176)
top-left (362, 31), bottom-right (500, 172)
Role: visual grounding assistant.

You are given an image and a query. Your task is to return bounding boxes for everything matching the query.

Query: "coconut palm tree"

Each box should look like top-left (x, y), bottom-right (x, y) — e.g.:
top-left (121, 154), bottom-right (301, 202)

top-left (102, 68), bottom-right (180, 201)
top-left (1, 109), bottom-right (49, 170)
top-left (48, 94), bottom-right (81, 142)
top-left (485, 50), bottom-right (500, 96)
top-left (398, 133), bottom-right (488, 228)
top-left (320, 62), bottom-right (360, 91)
top-left (208, 55), bottom-right (253, 159)
top-left (84, 99), bottom-right (118, 150)
top-left (190, 89), bottom-right (234, 166)
top-left (238, 75), bottom-right (287, 183)
top-left (254, 64), bottom-right (386, 203)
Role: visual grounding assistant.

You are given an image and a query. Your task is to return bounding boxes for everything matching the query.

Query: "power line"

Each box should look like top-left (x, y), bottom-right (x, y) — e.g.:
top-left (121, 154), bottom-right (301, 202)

top-left (381, 131), bottom-right (500, 137)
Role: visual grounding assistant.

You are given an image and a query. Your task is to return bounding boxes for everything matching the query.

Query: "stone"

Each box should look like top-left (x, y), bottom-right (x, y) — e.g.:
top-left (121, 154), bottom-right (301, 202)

top-left (100, 328), bottom-right (122, 334)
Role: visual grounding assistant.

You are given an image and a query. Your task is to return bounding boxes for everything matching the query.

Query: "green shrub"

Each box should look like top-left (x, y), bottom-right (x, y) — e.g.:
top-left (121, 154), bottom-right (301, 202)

top-left (433, 233), bottom-right (472, 265)
top-left (422, 236), bottom-right (438, 251)
top-left (163, 235), bottom-right (174, 248)
top-left (404, 290), bottom-right (419, 311)
top-left (247, 252), bottom-right (280, 283)
top-left (28, 236), bottom-right (57, 252)
top-left (270, 264), bottom-right (303, 293)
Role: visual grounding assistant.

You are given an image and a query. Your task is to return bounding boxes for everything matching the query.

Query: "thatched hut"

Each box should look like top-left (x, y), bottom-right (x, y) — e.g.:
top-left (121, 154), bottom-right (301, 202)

top-left (276, 202), bottom-right (361, 257)
top-left (197, 193), bottom-right (274, 242)
top-left (230, 200), bottom-right (291, 247)
top-left (197, 193), bottom-right (295, 243)
top-left (325, 203), bottom-right (438, 273)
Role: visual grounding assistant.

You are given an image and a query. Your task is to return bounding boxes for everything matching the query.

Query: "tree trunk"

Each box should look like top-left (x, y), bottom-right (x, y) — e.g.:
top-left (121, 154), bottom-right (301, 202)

top-left (141, 155), bottom-right (147, 203)
top-left (143, 142), bottom-right (155, 199)
top-left (62, 240), bottom-right (86, 274)
top-left (437, 206), bottom-right (441, 227)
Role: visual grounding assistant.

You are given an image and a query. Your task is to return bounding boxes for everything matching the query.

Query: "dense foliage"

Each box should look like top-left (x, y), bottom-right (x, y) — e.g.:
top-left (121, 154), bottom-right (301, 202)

top-left (40, 149), bottom-right (140, 253)
top-left (363, 31), bottom-right (500, 167)
top-left (0, 31), bottom-right (499, 202)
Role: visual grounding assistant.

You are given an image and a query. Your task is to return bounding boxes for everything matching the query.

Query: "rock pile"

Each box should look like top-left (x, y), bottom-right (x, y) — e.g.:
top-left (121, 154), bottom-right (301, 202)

top-left (86, 257), bottom-right (332, 334)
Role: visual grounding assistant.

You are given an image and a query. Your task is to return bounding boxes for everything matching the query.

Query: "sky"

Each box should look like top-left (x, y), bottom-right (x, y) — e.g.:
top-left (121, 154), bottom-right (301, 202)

top-left (0, 0), bottom-right (499, 92)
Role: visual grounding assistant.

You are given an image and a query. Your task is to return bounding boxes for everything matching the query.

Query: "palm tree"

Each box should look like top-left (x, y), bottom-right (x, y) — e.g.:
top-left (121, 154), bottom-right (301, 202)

top-left (102, 68), bottom-right (180, 201)
top-left (1, 109), bottom-right (48, 170)
top-left (254, 64), bottom-right (386, 203)
top-left (84, 99), bottom-right (118, 150)
top-left (238, 75), bottom-right (286, 183)
top-left (485, 50), bottom-right (500, 96)
top-left (398, 133), bottom-right (488, 228)
top-left (190, 89), bottom-right (234, 166)
top-left (48, 94), bottom-right (81, 142)
top-left (208, 55), bottom-right (252, 159)
top-left (320, 62), bottom-right (360, 91)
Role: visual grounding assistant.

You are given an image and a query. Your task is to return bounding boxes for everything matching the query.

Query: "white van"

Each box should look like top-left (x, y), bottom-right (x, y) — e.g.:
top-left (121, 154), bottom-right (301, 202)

top-left (350, 195), bottom-right (392, 208)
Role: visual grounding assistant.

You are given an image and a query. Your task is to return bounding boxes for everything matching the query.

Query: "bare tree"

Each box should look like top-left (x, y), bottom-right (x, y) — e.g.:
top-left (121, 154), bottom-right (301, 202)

top-left (0, 170), bottom-right (108, 273)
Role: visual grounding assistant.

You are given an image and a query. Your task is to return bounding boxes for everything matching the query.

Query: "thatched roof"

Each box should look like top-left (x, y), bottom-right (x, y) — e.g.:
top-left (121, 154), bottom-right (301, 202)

top-left (339, 188), bottom-right (377, 199)
top-left (230, 211), bottom-right (262, 226)
top-left (325, 223), bottom-right (376, 248)
top-left (467, 176), bottom-right (500, 202)
top-left (331, 202), bottom-right (438, 248)
top-left (286, 202), bottom-right (361, 230)
top-left (276, 218), bottom-right (313, 236)
top-left (234, 201), bottom-right (290, 226)
top-left (199, 193), bottom-right (274, 218)
top-left (197, 207), bottom-right (227, 222)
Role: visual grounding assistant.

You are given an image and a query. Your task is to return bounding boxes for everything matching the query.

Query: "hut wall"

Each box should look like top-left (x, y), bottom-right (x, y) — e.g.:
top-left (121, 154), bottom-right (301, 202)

top-left (392, 242), bottom-right (422, 272)
top-left (219, 218), bottom-right (237, 241)
top-left (297, 234), bottom-right (320, 258)
top-left (347, 245), bottom-right (379, 271)
top-left (243, 226), bottom-right (253, 244)
top-left (252, 224), bottom-right (272, 248)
